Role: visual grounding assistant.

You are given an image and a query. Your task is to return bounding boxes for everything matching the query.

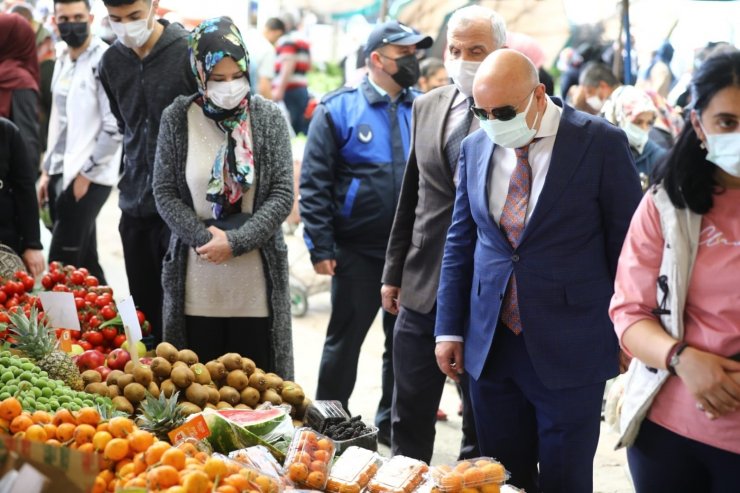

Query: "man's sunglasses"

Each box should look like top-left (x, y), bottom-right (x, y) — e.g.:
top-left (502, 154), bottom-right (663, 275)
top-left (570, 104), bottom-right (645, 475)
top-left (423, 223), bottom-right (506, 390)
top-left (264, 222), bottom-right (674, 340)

top-left (470, 88), bottom-right (536, 121)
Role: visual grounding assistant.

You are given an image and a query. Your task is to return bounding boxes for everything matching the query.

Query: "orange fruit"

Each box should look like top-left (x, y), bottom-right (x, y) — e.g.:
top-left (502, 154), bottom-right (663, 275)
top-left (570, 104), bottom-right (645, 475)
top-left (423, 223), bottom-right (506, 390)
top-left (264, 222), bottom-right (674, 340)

top-left (98, 470), bottom-right (115, 485)
top-left (133, 452), bottom-right (148, 475)
top-left (203, 458), bottom-right (228, 482)
top-left (78, 443), bottom-right (95, 453)
top-left (10, 414), bottom-right (33, 434)
top-left (166, 487), bottom-right (186, 493)
top-left (148, 465), bottom-right (180, 489)
top-left (145, 441), bottom-right (172, 466)
top-left (454, 462), bottom-right (472, 473)
top-left (91, 476), bottom-right (107, 493)
top-left (462, 467), bottom-right (485, 487)
top-left (43, 423), bottom-right (57, 439)
top-left (474, 460), bottom-right (491, 468)
top-left (440, 472), bottom-right (464, 493)
top-left (31, 410), bottom-right (52, 424)
top-left (479, 463), bottom-right (505, 483)
top-left (115, 458), bottom-right (133, 473)
top-left (76, 408), bottom-right (101, 427)
top-left (97, 422), bottom-right (109, 433)
top-left (480, 485), bottom-right (501, 493)
top-left (161, 447), bottom-right (187, 470)
top-left (294, 451), bottom-right (312, 466)
top-left (104, 438), bottom-right (130, 461)
top-left (223, 474), bottom-right (249, 491)
top-left (118, 462), bottom-right (135, 477)
top-left (56, 422), bottom-right (76, 442)
top-left (0, 417), bottom-right (9, 433)
top-left (313, 449), bottom-right (330, 463)
top-left (0, 398), bottom-right (22, 421)
top-left (25, 424), bottom-right (48, 442)
top-left (128, 429), bottom-right (155, 453)
top-left (340, 484), bottom-right (361, 493)
top-left (177, 441), bottom-right (199, 456)
top-left (317, 438), bottom-right (334, 452)
top-left (310, 460), bottom-right (327, 473)
top-left (93, 431), bottom-right (113, 452)
top-left (216, 486), bottom-right (239, 493)
top-left (460, 488), bottom-right (478, 493)
top-left (108, 416), bottom-right (134, 438)
top-left (253, 474), bottom-right (275, 493)
top-left (287, 462), bottom-right (309, 482)
top-left (305, 471), bottom-right (326, 489)
top-left (53, 408), bottom-right (76, 426)
top-left (181, 470), bottom-right (211, 493)
top-left (74, 424), bottom-right (97, 446)
top-left (124, 476), bottom-right (147, 488)
top-left (45, 438), bottom-right (62, 446)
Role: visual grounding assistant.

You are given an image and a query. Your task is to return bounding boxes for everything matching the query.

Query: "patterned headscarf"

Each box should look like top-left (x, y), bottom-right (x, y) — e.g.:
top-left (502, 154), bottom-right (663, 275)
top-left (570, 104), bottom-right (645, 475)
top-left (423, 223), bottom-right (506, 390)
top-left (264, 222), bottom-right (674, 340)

top-left (189, 17), bottom-right (254, 219)
top-left (602, 85), bottom-right (658, 128)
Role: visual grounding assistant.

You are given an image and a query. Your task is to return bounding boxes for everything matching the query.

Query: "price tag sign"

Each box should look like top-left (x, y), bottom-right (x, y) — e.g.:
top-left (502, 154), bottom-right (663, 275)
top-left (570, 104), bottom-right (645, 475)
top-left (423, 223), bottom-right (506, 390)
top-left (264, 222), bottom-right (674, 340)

top-left (38, 292), bottom-right (80, 331)
top-left (117, 296), bottom-right (142, 343)
top-left (168, 414), bottom-right (211, 444)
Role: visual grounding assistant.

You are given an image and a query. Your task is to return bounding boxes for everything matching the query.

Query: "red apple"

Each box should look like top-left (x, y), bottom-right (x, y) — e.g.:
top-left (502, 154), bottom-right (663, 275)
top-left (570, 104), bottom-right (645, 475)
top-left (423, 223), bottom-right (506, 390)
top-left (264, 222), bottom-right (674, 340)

top-left (95, 365), bottom-right (112, 381)
top-left (79, 340), bottom-right (92, 351)
top-left (77, 349), bottom-right (106, 372)
top-left (106, 348), bottom-right (131, 371)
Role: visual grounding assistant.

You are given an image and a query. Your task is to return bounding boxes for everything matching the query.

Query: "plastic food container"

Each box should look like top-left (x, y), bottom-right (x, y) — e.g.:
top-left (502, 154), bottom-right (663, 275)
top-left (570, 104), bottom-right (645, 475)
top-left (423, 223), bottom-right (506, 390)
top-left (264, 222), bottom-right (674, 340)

top-left (283, 427), bottom-right (336, 490)
top-left (304, 400), bottom-right (350, 433)
top-left (325, 446), bottom-right (383, 493)
top-left (229, 445), bottom-right (287, 481)
top-left (430, 457), bottom-right (510, 493)
top-left (238, 463), bottom-right (285, 493)
top-left (332, 425), bottom-right (378, 454)
top-left (366, 455), bottom-right (429, 493)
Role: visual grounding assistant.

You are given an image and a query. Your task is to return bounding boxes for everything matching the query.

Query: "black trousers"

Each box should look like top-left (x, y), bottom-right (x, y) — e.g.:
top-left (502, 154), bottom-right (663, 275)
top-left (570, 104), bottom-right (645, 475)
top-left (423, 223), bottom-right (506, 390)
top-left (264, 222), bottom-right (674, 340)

top-left (315, 247), bottom-right (395, 432)
top-left (391, 305), bottom-right (479, 463)
top-left (118, 212), bottom-right (170, 344)
top-left (48, 174), bottom-right (111, 283)
top-left (184, 316), bottom-right (271, 370)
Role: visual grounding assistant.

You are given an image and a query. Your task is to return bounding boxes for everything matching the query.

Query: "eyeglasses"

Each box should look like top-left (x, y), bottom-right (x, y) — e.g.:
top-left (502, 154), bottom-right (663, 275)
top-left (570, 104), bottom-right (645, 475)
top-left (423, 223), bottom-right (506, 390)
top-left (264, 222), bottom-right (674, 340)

top-left (470, 88), bottom-right (537, 121)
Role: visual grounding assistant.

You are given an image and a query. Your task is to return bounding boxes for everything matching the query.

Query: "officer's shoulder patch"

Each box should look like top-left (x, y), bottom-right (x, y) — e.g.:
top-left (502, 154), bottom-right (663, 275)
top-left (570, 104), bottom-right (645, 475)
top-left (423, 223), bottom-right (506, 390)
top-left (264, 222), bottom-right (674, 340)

top-left (321, 86), bottom-right (356, 104)
top-left (357, 124), bottom-right (373, 144)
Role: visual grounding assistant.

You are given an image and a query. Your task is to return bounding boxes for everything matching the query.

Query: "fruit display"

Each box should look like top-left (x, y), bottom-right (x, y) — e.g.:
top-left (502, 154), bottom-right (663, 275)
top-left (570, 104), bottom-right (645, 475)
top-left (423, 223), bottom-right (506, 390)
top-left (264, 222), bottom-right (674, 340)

top-left (366, 455), bottom-right (429, 493)
top-left (325, 446), bottom-right (382, 493)
top-left (431, 458), bottom-right (509, 493)
top-left (283, 428), bottom-right (336, 490)
top-left (204, 408), bottom-right (288, 461)
top-left (0, 271), bottom-right (38, 328)
top-left (229, 445), bottom-right (287, 481)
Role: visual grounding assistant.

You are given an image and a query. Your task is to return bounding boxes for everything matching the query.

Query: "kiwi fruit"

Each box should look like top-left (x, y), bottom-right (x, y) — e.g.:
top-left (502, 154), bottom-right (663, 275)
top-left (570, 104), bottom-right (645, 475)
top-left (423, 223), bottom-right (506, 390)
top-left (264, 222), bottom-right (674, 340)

top-left (178, 349), bottom-right (199, 365)
top-left (160, 379), bottom-right (176, 398)
top-left (112, 396), bottom-right (134, 414)
top-left (81, 370), bottom-right (102, 386)
top-left (207, 386), bottom-right (221, 405)
top-left (124, 360), bottom-right (136, 374)
top-left (248, 371), bottom-right (269, 392)
top-left (172, 361), bottom-right (188, 370)
top-left (260, 389), bottom-right (282, 405)
top-left (124, 382), bottom-right (147, 403)
top-left (295, 398), bottom-right (311, 419)
top-left (148, 381), bottom-right (161, 398)
top-left (205, 361), bottom-right (227, 382)
top-left (150, 357), bottom-right (172, 378)
top-left (133, 366), bottom-right (154, 387)
top-left (226, 370), bottom-right (249, 391)
top-left (264, 373), bottom-right (284, 392)
top-left (216, 401), bottom-right (233, 410)
top-left (205, 403), bottom-right (217, 410)
top-left (179, 402), bottom-right (202, 415)
top-left (235, 404), bottom-right (251, 410)
top-left (241, 357), bottom-right (256, 376)
top-left (280, 382), bottom-right (306, 406)
top-left (85, 382), bottom-right (109, 397)
top-left (108, 385), bottom-right (121, 398)
top-left (156, 342), bottom-right (179, 363)
top-left (220, 353), bottom-right (243, 372)
top-left (116, 374), bottom-right (135, 391)
top-left (171, 366), bottom-right (195, 389)
top-left (184, 383), bottom-right (209, 408)
top-left (106, 370), bottom-right (124, 386)
top-left (240, 387), bottom-right (260, 407)
top-left (190, 363), bottom-right (212, 385)
top-left (218, 386), bottom-right (241, 406)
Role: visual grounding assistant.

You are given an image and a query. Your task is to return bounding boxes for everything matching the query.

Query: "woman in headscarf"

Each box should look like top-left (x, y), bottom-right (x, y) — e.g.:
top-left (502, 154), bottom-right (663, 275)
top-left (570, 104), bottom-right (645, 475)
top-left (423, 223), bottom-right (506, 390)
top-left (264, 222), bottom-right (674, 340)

top-left (153, 17), bottom-right (294, 377)
top-left (0, 13), bottom-right (41, 168)
top-left (603, 85), bottom-right (667, 190)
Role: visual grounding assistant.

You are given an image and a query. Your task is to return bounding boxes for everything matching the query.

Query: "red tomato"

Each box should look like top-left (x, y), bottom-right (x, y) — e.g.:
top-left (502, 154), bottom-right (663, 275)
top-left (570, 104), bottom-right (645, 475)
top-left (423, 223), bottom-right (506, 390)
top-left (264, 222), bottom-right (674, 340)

top-left (74, 288), bottom-right (87, 299)
top-left (88, 315), bottom-right (101, 329)
top-left (83, 330), bottom-right (103, 346)
top-left (69, 270), bottom-right (85, 285)
top-left (74, 297), bottom-right (86, 310)
top-left (5, 298), bottom-right (18, 309)
top-left (0, 312), bottom-right (9, 324)
top-left (136, 310), bottom-right (146, 325)
top-left (55, 328), bottom-right (64, 339)
top-left (0, 291), bottom-right (6, 304)
top-left (95, 296), bottom-right (108, 309)
top-left (52, 284), bottom-right (69, 292)
top-left (22, 276), bottom-right (34, 291)
top-left (85, 292), bottom-right (98, 303)
top-left (70, 330), bottom-right (81, 340)
top-left (94, 345), bottom-right (106, 354)
top-left (51, 271), bottom-right (66, 284)
top-left (78, 340), bottom-right (92, 350)
top-left (101, 306), bottom-right (117, 321)
top-left (85, 276), bottom-right (99, 287)
top-left (41, 275), bottom-right (53, 289)
top-left (78, 267), bottom-right (89, 276)
top-left (113, 333), bottom-right (127, 348)
top-left (101, 326), bottom-right (118, 341)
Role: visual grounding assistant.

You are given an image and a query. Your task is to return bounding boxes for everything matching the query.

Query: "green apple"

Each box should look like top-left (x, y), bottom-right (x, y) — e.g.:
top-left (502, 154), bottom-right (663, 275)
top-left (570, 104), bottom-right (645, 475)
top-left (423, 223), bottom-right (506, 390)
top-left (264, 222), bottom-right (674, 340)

top-left (121, 340), bottom-right (147, 356)
top-left (70, 344), bottom-right (84, 355)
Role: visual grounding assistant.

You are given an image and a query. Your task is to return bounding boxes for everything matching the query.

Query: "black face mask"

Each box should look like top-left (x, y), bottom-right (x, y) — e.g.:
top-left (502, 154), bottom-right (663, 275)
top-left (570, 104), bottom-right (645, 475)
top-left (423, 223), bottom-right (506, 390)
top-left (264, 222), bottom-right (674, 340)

top-left (58, 22), bottom-right (89, 48)
top-left (386, 53), bottom-right (420, 89)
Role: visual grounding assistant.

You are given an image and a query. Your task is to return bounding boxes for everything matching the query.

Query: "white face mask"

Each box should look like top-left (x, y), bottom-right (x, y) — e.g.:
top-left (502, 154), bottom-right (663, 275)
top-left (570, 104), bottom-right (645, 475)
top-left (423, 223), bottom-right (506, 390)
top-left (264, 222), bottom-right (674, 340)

top-left (586, 94), bottom-right (605, 112)
top-left (479, 91), bottom-right (540, 149)
top-left (445, 59), bottom-right (481, 99)
top-left (623, 122), bottom-right (649, 154)
top-left (207, 78), bottom-right (250, 110)
top-left (704, 131), bottom-right (740, 177)
top-left (109, 6), bottom-right (155, 49)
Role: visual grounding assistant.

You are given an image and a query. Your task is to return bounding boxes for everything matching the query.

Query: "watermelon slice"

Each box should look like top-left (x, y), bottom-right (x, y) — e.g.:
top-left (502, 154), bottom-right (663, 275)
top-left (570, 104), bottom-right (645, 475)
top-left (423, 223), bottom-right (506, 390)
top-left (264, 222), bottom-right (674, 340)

top-left (217, 407), bottom-right (287, 436)
top-left (203, 410), bottom-right (286, 462)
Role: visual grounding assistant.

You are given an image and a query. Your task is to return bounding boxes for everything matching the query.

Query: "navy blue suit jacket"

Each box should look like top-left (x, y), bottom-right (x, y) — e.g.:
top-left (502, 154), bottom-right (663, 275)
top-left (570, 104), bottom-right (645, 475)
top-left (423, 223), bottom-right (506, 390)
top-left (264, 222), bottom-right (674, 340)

top-left (435, 101), bottom-right (643, 390)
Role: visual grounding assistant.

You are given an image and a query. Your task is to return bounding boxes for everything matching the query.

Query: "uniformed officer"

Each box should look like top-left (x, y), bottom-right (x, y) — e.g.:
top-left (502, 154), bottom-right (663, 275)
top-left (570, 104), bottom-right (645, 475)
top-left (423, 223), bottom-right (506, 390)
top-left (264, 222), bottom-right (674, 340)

top-left (299, 20), bottom-right (432, 445)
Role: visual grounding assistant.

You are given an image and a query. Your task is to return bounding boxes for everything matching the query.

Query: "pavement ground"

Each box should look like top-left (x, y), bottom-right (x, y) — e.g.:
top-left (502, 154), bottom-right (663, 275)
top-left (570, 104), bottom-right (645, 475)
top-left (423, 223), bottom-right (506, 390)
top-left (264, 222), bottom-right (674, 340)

top-left (92, 190), bottom-right (634, 492)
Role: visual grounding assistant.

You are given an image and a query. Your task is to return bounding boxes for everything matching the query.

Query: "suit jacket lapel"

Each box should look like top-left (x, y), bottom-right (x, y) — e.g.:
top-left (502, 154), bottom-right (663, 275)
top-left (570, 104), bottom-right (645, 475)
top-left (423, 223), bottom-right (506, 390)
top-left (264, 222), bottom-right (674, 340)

top-left (437, 87), bottom-right (459, 184)
top-left (521, 104), bottom-right (593, 243)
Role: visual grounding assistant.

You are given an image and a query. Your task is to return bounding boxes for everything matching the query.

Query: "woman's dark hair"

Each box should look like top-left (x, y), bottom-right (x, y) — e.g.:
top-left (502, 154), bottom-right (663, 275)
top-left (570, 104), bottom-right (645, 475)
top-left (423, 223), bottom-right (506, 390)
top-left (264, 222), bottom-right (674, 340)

top-left (652, 51), bottom-right (740, 213)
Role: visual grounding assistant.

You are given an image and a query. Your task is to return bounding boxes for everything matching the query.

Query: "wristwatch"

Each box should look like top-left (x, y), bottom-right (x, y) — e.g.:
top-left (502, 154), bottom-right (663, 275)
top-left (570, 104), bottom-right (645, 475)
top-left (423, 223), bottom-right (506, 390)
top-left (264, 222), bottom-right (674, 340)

top-left (666, 342), bottom-right (690, 376)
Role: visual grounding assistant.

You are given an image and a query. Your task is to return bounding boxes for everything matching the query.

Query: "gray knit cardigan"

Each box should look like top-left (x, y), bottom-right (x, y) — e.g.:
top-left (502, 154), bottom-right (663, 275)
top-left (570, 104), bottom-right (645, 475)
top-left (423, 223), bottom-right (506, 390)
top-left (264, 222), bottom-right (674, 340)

top-left (152, 94), bottom-right (294, 380)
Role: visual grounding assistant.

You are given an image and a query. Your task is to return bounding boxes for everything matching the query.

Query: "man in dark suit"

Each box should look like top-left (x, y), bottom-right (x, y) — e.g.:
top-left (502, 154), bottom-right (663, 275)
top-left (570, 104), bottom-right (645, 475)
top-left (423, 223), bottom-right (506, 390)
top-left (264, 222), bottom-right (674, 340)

top-left (381, 5), bottom-right (506, 463)
top-left (435, 49), bottom-right (642, 492)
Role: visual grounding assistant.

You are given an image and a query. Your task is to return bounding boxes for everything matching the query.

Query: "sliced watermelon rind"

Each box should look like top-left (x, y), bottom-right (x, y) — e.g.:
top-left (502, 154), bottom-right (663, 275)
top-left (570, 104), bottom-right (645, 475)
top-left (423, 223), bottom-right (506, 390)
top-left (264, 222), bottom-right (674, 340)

top-left (217, 408), bottom-right (286, 436)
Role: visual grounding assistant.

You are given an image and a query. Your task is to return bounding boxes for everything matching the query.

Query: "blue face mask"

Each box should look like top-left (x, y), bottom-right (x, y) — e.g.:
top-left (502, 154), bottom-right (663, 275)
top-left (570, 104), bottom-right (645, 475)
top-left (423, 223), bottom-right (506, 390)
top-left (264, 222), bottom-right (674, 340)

top-left (479, 92), bottom-right (540, 148)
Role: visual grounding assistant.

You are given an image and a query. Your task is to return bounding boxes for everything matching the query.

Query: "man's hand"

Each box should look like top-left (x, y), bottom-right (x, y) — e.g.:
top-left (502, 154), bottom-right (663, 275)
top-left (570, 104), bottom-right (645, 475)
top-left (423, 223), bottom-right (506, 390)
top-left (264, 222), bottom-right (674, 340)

top-left (195, 226), bottom-right (233, 264)
top-left (313, 259), bottom-right (336, 276)
top-left (37, 171), bottom-right (50, 205)
top-left (435, 341), bottom-right (465, 383)
top-left (73, 174), bottom-right (91, 202)
top-left (22, 249), bottom-right (45, 278)
top-left (381, 284), bottom-right (401, 315)
top-left (675, 348), bottom-right (740, 419)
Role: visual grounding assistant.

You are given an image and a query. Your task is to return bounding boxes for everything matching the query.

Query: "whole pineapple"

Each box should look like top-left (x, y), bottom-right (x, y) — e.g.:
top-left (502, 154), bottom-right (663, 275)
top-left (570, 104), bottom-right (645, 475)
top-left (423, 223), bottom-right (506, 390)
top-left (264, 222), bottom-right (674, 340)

top-left (6, 307), bottom-right (84, 391)
top-left (137, 391), bottom-right (187, 441)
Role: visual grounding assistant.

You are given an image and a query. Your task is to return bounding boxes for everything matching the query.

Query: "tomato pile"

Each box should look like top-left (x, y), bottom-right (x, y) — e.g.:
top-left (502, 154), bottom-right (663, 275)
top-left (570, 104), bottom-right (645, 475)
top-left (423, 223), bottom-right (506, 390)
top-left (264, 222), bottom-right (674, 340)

top-left (1, 262), bottom-right (152, 353)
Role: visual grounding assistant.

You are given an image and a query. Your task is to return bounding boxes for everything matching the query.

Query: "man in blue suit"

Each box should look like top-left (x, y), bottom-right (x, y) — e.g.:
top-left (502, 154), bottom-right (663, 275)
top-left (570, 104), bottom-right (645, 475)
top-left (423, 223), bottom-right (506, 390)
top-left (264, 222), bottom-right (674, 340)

top-left (435, 49), bottom-right (642, 492)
